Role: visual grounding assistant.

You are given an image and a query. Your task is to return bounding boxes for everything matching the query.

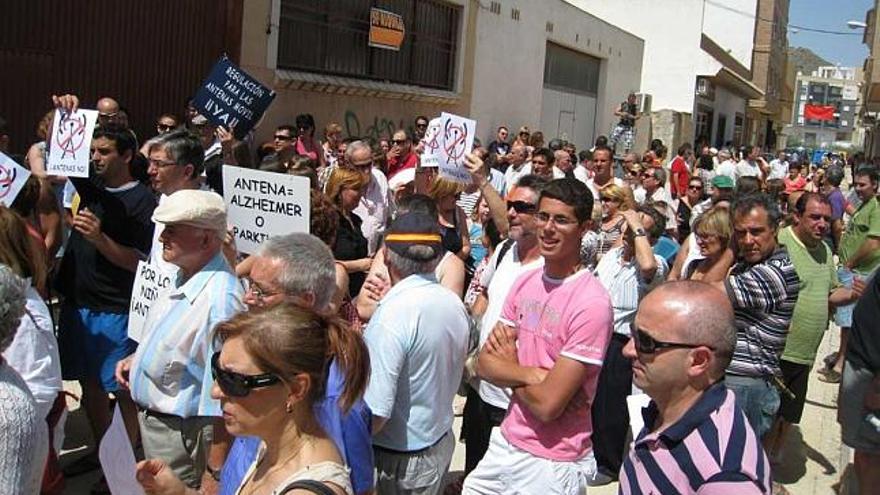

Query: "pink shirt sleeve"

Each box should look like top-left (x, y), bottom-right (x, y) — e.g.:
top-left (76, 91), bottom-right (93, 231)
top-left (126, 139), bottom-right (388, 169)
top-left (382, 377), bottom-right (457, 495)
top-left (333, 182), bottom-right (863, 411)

top-left (559, 290), bottom-right (613, 366)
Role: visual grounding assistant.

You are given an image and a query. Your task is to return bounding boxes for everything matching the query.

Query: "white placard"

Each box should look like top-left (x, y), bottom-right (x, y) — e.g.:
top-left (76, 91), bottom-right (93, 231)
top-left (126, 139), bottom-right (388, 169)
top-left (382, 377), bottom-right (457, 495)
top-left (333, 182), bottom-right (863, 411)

top-left (419, 117), bottom-right (444, 169)
top-left (437, 112), bottom-right (476, 184)
top-left (222, 166), bottom-right (311, 254)
top-left (98, 405), bottom-right (145, 495)
top-left (128, 260), bottom-right (173, 343)
top-left (0, 152), bottom-right (32, 206)
top-left (627, 393), bottom-right (653, 439)
top-left (47, 108), bottom-right (98, 178)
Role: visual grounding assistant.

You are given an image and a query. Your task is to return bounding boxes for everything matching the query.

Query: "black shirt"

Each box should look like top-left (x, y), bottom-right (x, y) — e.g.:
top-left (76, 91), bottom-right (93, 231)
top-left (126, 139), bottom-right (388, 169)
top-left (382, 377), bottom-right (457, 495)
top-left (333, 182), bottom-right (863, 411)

top-left (618, 101), bottom-right (637, 127)
top-left (333, 212), bottom-right (368, 298)
top-left (56, 177), bottom-right (156, 312)
top-left (848, 272), bottom-right (880, 371)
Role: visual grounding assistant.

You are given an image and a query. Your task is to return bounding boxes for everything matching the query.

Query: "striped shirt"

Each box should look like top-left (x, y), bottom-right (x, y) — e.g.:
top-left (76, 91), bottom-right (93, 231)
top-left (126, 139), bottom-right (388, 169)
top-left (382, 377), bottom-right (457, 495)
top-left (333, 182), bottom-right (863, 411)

top-left (129, 252), bottom-right (245, 418)
top-left (620, 384), bottom-right (771, 494)
top-left (724, 248), bottom-right (799, 378)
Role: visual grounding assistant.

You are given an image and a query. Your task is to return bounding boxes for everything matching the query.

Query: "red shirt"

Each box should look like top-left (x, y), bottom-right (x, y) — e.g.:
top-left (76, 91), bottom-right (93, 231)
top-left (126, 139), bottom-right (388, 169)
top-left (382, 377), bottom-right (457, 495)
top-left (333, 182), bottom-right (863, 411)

top-left (670, 156), bottom-right (689, 197)
top-left (387, 151), bottom-right (418, 179)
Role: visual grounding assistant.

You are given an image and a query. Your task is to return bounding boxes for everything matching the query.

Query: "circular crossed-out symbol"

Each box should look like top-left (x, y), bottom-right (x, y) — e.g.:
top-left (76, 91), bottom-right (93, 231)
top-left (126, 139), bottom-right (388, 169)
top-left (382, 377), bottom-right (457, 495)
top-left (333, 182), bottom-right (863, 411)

top-left (444, 121), bottom-right (468, 163)
top-left (57, 113), bottom-right (88, 160)
top-left (0, 163), bottom-right (16, 200)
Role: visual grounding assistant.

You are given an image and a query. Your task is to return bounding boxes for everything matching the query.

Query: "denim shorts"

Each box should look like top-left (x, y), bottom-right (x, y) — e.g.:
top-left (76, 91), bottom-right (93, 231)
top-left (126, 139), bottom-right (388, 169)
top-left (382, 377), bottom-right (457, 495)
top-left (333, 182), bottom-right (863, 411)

top-left (725, 375), bottom-right (780, 438)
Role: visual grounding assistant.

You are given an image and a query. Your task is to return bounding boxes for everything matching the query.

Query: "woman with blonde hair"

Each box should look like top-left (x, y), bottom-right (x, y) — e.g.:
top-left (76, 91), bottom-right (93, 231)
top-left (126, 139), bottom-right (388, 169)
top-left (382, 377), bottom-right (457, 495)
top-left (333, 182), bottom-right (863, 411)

top-left (427, 176), bottom-right (471, 262)
top-left (137, 304), bottom-right (369, 495)
top-left (594, 183), bottom-right (636, 263)
top-left (325, 167), bottom-right (371, 299)
top-left (669, 205), bottom-right (733, 282)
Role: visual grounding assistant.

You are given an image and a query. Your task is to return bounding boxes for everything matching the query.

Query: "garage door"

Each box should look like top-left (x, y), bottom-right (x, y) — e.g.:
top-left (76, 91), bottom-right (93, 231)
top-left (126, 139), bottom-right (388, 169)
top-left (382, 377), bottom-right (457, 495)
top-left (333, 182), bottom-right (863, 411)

top-left (540, 42), bottom-right (600, 151)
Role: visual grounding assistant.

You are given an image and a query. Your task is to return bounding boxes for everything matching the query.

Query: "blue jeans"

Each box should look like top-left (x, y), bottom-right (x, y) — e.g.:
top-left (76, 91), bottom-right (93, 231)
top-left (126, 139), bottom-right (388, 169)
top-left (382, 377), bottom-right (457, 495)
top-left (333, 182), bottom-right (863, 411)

top-left (725, 375), bottom-right (780, 438)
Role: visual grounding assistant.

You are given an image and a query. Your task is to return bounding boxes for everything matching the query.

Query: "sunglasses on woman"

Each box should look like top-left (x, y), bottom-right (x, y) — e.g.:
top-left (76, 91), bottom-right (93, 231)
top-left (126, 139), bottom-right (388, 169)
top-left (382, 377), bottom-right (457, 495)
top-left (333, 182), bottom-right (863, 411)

top-left (211, 351), bottom-right (281, 397)
top-left (632, 327), bottom-right (714, 354)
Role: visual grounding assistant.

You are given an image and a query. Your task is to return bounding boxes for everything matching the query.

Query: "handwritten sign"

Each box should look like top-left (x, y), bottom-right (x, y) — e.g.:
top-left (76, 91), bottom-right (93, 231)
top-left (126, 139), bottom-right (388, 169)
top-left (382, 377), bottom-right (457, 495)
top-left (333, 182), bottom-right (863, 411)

top-left (0, 152), bottom-right (32, 206)
top-left (192, 57), bottom-right (276, 139)
top-left (437, 112), bottom-right (475, 184)
top-left (47, 109), bottom-right (98, 178)
top-left (369, 8), bottom-right (405, 51)
top-left (420, 117), bottom-right (443, 169)
top-left (99, 405), bottom-right (145, 495)
top-left (222, 166), bottom-right (310, 254)
top-left (128, 261), bottom-right (173, 343)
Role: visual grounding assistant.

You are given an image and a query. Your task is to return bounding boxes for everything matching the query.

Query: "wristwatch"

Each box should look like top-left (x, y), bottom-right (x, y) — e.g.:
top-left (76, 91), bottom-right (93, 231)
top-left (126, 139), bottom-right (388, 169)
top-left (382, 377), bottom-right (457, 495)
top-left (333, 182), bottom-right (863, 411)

top-left (633, 227), bottom-right (647, 237)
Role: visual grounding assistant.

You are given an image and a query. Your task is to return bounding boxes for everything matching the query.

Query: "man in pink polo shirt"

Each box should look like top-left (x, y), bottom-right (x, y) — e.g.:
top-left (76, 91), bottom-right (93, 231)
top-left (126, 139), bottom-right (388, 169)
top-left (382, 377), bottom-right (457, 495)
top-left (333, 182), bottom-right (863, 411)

top-left (464, 178), bottom-right (613, 493)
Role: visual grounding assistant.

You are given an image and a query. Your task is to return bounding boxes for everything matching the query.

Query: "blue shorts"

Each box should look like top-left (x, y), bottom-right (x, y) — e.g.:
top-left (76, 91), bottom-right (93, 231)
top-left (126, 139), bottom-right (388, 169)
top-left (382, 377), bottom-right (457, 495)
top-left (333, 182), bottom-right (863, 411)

top-left (59, 303), bottom-right (136, 392)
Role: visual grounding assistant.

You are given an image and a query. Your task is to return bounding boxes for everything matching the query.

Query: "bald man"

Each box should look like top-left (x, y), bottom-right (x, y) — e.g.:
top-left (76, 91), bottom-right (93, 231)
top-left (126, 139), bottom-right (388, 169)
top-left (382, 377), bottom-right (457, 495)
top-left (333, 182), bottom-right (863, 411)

top-left (552, 149), bottom-right (573, 179)
top-left (619, 281), bottom-right (771, 495)
top-left (97, 97), bottom-right (128, 128)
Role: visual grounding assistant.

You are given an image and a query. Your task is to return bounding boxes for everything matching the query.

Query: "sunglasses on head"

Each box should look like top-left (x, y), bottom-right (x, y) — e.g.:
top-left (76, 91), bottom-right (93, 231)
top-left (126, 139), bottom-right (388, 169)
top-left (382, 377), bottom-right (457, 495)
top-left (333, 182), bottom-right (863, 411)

top-left (507, 200), bottom-right (536, 214)
top-left (211, 351), bottom-right (281, 398)
top-left (632, 327), bottom-right (714, 355)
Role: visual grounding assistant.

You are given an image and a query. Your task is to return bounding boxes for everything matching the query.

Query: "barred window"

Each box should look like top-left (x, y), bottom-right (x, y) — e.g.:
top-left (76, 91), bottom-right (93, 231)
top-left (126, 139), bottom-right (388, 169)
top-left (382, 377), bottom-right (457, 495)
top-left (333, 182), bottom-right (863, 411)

top-left (277, 0), bottom-right (460, 91)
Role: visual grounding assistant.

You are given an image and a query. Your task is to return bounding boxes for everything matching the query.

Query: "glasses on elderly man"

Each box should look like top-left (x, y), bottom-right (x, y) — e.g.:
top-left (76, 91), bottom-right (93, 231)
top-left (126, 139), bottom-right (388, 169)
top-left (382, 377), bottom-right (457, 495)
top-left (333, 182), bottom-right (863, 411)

top-left (211, 351), bottom-right (281, 397)
top-left (244, 277), bottom-right (283, 305)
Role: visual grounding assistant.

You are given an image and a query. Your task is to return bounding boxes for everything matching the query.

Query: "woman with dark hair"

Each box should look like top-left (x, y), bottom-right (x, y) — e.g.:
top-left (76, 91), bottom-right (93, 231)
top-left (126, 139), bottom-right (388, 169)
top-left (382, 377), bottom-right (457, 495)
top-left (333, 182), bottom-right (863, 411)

top-left (295, 114), bottom-right (326, 168)
top-left (137, 305), bottom-right (369, 495)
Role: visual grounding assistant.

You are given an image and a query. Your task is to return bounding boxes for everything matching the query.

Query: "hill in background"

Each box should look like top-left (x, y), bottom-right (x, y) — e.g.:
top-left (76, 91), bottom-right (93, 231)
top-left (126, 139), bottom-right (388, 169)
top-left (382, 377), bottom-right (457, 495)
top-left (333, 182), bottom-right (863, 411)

top-left (789, 46), bottom-right (833, 75)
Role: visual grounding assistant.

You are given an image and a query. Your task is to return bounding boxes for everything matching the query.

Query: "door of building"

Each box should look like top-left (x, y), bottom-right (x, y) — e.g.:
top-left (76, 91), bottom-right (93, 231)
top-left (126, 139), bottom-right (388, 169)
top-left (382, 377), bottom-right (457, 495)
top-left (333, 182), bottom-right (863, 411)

top-left (716, 115), bottom-right (727, 148)
top-left (540, 43), bottom-right (600, 150)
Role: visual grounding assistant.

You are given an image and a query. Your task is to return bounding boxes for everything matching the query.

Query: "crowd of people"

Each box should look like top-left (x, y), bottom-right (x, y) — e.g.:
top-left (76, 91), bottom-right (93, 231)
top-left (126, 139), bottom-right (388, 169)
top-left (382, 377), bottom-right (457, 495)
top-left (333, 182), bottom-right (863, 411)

top-left (0, 91), bottom-right (877, 495)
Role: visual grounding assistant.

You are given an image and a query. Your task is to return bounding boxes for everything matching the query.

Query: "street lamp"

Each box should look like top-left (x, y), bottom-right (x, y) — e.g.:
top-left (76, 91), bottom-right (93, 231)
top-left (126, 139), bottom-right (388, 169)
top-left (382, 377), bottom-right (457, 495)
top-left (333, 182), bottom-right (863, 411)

top-left (848, 20), bottom-right (868, 29)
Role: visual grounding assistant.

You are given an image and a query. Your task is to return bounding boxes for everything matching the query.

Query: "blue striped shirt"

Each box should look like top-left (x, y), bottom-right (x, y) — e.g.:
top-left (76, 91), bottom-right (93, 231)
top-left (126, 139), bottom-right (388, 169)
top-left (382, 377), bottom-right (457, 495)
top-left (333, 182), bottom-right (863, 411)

top-left (129, 252), bottom-right (245, 418)
top-left (619, 383), bottom-right (771, 494)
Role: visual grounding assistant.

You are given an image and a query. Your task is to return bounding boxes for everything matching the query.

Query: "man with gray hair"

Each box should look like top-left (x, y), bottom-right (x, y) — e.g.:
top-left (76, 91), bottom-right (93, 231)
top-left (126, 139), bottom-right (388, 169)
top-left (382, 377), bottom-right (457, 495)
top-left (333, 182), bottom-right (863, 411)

top-left (116, 189), bottom-right (245, 492)
top-left (619, 281), bottom-right (771, 494)
top-left (348, 139), bottom-right (392, 255)
top-left (221, 233), bottom-right (375, 495)
top-left (363, 211), bottom-right (469, 494)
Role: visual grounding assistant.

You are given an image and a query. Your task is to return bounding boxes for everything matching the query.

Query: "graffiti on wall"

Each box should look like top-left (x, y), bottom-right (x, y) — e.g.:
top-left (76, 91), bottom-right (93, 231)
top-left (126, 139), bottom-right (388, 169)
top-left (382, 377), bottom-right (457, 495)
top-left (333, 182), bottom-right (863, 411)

top-left (343, 110), bottom-right (416, 141)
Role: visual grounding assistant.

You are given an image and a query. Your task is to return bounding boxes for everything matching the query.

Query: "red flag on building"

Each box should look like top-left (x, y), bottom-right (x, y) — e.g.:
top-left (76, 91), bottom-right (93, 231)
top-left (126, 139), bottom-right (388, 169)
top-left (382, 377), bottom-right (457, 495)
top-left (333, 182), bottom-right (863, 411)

top-left (804, 104), bottom-right (835, 121)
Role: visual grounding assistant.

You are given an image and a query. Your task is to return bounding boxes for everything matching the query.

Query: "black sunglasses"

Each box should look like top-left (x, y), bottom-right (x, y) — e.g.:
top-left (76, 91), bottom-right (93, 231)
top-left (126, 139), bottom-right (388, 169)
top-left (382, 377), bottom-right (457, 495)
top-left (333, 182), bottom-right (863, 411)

top-left (392, 139), bottom-right (408, 145)
top-left (633, 327), bottom-right (714, 354)
top-left (211, 351), bottom-right (281, 398)
top-left (274, 134), bottom-right (293, 141)
top-left (156, 124), bottom-right (176, 132)
top-left (507, 200), bottom-right (537, 214)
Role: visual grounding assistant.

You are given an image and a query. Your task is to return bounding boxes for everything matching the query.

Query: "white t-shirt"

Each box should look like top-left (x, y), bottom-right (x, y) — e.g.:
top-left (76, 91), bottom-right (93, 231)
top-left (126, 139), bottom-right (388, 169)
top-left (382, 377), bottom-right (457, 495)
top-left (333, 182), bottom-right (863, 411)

top-left (504, 162), bottom-right (532, 190)
top-left (3, 285), bottom-right (63, 421)
top-left (715, 160), bottom-right (737, 180)
top-left (768, 159), bottom-right (788, 181)
top-left (735, 159), bottom-right (760, 180)
top-left (477, 242), bottom-right (544, 409)
top-left (586, 177), bottom-right (624, 202)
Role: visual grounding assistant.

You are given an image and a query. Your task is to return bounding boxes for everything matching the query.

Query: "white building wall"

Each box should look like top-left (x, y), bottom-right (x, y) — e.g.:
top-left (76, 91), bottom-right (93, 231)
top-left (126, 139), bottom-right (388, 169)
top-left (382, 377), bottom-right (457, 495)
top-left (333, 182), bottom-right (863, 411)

top-left (712, 86), bottom-right (746, 144)
top-left (469, 0), bottom-right (643, 149)
top-left (702, 0), bottom-right (757, 70)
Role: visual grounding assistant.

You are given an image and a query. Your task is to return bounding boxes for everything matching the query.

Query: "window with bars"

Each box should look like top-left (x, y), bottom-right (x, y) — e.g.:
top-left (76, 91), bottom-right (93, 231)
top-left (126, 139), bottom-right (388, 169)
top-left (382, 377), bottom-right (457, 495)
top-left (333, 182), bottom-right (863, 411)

top-left (276, 0), bottom-right (460, 91)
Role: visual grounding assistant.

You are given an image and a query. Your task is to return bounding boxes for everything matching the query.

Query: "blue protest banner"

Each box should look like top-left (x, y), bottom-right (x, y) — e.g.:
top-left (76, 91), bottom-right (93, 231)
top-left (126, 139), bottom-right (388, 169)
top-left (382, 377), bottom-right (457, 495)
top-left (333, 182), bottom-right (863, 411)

top-left (192, 56), bottom-right (276, 139)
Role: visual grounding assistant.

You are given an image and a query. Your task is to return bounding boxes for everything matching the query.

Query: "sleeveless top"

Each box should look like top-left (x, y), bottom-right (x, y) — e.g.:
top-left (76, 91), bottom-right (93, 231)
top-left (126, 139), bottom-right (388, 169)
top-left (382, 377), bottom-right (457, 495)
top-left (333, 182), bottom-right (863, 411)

top-left (235, 446), bottom-right (353, 495)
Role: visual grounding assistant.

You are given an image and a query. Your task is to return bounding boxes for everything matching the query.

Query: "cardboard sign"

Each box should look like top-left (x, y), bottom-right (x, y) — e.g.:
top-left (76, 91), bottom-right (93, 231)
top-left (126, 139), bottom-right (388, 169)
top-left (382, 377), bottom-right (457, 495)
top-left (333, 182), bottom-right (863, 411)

top-left (99, 405), bottom-right (145, 495)
top-left (369, 8), bottom-right (405, 51)
top-left (47, 108), bottom-right (98, 178)
top-left (437, 112), bottom-right (476, 184)
top-left (128, 261), bottom-right (173, 343)
top-left (192, 57), bottom-right (276, 139)
top-left (0, 152), bottom-right (32, 206)
top-left (222, 166), bottom-right (310, 254)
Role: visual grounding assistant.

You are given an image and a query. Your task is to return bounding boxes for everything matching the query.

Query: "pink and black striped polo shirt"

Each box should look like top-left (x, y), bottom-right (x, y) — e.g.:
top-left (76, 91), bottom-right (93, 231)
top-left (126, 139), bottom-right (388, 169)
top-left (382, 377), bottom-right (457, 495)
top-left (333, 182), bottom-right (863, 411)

top-left (619, 383), bottom-right (771, 494)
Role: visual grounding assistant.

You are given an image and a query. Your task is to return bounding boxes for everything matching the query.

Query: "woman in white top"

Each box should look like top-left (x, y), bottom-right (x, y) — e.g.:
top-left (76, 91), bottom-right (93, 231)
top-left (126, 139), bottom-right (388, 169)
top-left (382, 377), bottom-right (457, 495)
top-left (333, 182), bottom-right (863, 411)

top-left (137, 305), bottom-right (369, 495)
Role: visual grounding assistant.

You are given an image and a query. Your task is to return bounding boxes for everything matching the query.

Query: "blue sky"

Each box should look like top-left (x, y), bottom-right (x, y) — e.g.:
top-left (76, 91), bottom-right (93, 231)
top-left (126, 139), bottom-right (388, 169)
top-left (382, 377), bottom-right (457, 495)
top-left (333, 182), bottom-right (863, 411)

top-left (789, 0), bottom-right (873, 68)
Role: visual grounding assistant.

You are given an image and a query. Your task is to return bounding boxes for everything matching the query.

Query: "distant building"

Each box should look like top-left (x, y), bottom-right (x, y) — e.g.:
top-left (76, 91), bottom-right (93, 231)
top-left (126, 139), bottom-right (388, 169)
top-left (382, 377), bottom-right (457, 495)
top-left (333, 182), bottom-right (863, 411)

top-left (787, 66), bottom-right (861, 148)
top-left (860, 2), bottom-right (880, 158)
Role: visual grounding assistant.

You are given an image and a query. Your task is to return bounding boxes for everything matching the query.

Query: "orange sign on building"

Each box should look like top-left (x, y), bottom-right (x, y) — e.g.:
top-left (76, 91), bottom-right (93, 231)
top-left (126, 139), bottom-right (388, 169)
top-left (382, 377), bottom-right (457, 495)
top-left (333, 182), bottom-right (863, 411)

top-left (369, 8), bottom-right (405, 51)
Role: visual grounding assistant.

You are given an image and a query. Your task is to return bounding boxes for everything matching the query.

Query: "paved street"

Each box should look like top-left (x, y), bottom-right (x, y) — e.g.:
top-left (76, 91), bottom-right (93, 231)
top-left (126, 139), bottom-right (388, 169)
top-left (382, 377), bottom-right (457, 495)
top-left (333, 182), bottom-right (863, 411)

top-left (59, 324), bottom-right (858, 494)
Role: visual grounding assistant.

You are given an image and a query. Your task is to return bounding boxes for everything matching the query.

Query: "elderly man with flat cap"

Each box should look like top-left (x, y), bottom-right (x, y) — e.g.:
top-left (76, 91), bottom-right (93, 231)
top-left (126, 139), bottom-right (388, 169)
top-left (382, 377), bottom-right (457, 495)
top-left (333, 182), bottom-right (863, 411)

top-left (619, 281), bottom-right (771, 494)
top-left (363, 211), bottom-right (470, 494)
top-left (116, 189), bottom-right (245, 493)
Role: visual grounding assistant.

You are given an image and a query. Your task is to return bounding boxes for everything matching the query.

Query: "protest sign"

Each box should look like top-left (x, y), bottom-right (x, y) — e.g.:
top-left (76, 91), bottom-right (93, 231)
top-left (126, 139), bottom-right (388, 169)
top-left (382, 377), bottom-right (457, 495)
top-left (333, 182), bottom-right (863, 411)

top-left (128, 261), bottom-right (173, 343)
top-left (47, 108), bottom-right (98, 178)
top-left (0, 152), bottom-right (32, 206)
top-left (223, 166), bottom-right (310, 254)
top-left (192, 56), bottom-right (276, 139)
top-left (99, 405), bottom-right (145, 495)
top-left (419, 117), bottom-right (443, 169)
top-left (437, 112), bottom-right (475, 184)
top-left (369, 8), bottom-right (405, 51)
